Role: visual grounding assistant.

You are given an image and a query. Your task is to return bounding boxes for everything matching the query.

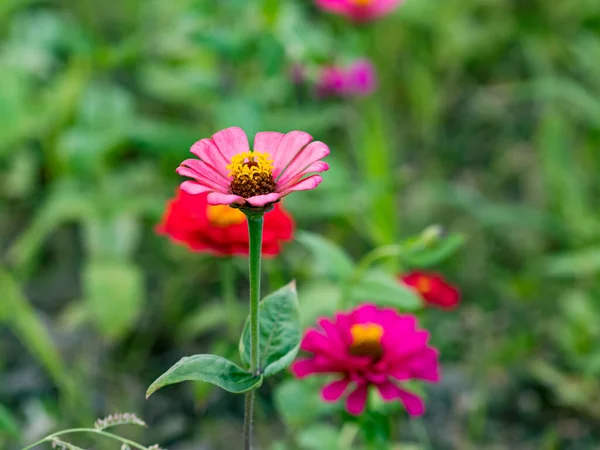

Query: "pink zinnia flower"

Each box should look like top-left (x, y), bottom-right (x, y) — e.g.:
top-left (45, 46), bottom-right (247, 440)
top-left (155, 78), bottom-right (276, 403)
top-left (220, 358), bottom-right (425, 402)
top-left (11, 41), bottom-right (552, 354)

top-left (316, 60), bottom-right (377, 98)
top-left (291, 304), bottom-right (440, 416)
top-left (400, 271), bottom-right (461, 309)
top-left (177, 127), bottom-right (329, 208)
top-left (315, 0), bottom-right (404, 22)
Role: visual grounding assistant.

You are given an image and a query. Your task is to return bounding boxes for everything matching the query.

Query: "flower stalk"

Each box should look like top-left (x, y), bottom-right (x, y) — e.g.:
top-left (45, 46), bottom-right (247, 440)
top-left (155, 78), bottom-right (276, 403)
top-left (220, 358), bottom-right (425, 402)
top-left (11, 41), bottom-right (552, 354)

top-left (243, 213), bottom-right (264, 449)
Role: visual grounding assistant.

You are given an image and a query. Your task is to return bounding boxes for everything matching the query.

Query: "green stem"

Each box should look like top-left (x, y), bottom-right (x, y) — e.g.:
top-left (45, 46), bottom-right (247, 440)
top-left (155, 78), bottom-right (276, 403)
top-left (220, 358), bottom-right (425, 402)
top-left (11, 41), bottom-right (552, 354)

top-left (243, 214), bottom-right (264, 450)
top-left (243, 390), bottom-right (255, 450)
top-left (220, 257), bottom-right (238, 339)
top-left (21, 428), bottom-right (149, 450)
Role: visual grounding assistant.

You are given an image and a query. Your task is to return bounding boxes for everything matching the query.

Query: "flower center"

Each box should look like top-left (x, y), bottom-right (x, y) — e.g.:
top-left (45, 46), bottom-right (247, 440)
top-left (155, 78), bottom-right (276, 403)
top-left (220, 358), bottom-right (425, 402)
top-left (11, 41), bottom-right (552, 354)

top-left (416, 276), bottom-right (432, 294)
top-left (227, 151), bottom-right (276, 199)
top-left (349, 323), bottom-right (384, 358)
top-left (350, 0), bottom-right (373, 6)
top-left (206, 204), bottom-right (246, 227)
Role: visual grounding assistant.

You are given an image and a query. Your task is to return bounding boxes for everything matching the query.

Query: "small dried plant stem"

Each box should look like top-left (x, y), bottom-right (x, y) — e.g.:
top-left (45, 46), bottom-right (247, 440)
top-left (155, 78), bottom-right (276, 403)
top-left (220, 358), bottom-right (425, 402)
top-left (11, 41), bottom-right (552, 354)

top-left (21, 428), bottom-right (149, 450)
top-left (243, 214), bottom-right (264, 450)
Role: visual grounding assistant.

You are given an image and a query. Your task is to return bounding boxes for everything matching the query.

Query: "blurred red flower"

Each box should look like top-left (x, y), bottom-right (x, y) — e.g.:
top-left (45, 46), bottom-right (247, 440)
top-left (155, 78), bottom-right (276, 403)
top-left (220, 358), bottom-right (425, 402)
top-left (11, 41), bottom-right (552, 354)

top-left (400, 271), bottom-right (460, 309)
top-left (156, 189), bottom-right (294, 257)
top-left (292, 304), bottom-right (440, 416)
top-left (315, 0), bottom-right (404, 22)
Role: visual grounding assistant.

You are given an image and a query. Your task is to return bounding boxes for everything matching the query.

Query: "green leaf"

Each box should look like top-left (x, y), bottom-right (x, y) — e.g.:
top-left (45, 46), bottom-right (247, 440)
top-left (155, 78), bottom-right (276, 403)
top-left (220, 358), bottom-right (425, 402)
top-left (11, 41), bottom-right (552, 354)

top-left (83, 259), bottom-right (144, 340)
top-left (296, 231), bottom-right (355, 280)
top-left (402, 233), bottom-right (466, 267)
top-left (146, 354), bottom-right (262, 398)
top-left (349, 270), bottom-right (423, 310)
top-left (240, 281), bottom-right (301, 376)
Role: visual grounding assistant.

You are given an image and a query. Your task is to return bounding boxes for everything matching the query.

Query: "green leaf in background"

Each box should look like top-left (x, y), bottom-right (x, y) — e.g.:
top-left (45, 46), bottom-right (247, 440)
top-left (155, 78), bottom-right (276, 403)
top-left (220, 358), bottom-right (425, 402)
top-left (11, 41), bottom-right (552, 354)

top-left (296, 424), bottom-right (340, 450)
top-left (146, 354), bottom-right (263, 397)
top-left (544, 246), bottom-right (600, 277)
top-left (7, 181), bottom-right (93, 275)
top-left (349, 270), bottom-right (423, 311)
top-left (274, 379), bottom-right (337, 429)
top-left (402, 233), bottom-right (466, 267)
top-left (296, 231), bottom-right (355, 281)
top-left (0, 403), bottom-right (20, 439)
top-left (297, 281), bottom-right (342, 326)
top-left (83, 259), bottom-right (144, 340)
top-left (240, 281), bottom-right (301, 376)
top-left (0, 267), bottom-right (79, 406)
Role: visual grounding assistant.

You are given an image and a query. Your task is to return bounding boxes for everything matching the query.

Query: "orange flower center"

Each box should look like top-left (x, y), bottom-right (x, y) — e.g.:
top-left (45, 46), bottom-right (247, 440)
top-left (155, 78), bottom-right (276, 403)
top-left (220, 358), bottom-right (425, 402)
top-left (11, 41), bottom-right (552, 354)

top-left (416, 276), bottom-right (432, 294)
top-left (349, 323), bottom-right (384, 358)
top-left (206, 204), bottom-right (246, 227)
top-left (227, 151), bottom-right (276, 198)
top-left (350, 0), bottom-right (373, 5)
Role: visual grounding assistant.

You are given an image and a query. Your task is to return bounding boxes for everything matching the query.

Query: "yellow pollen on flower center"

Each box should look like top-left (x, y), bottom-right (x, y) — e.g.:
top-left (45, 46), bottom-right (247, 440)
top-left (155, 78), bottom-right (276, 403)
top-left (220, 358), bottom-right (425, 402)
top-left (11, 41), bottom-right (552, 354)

top-left (226, 151), bottom-right (276, 198)
top-left (350, 0), bottom-right (373, 6)
top-left (416, 276), bottom-right (432, 294)
top-left (349, 323), bottom-right (384, 358)
top-left (206, 204), bottom-right (246, 227)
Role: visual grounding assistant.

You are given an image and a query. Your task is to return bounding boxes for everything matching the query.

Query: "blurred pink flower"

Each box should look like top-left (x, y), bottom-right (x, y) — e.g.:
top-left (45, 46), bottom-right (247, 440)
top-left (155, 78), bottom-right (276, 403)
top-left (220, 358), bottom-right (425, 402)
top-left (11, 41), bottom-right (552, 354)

top-left (316, 60), bottom-right (377, 97)
top-left (177, 127), bottom-right (329, 208)
top-left (291, 304), bottom-right (440, 416)
top-left (347, 59), bottom-right (378, 95)
top-left (315, 0), bottom-right (403, 22)
top-left (316, 66), bottom-right (348, 97)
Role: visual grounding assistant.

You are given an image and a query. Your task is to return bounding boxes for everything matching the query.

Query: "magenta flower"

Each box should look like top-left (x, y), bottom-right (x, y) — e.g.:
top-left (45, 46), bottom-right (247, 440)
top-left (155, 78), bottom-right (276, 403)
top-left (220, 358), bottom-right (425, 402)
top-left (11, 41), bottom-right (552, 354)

top-left (291, 304), bottom-right (440, 416)
top-left (347, 59), bottom-right (377, 95)
top-left (316, 66), bottom-right (348, 97)
top-left (316, 60), bottom-right (377, 98)
top-left (315, 0), bottom-right (403, 22)
top-left (177, 127), bottom-right (329, 207)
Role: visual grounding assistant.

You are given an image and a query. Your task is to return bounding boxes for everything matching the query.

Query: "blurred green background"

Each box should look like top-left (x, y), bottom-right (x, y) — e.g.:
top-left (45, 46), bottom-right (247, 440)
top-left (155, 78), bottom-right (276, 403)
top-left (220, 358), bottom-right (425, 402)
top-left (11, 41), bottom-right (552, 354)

top-left (2, 0), bottom-right (600, 448)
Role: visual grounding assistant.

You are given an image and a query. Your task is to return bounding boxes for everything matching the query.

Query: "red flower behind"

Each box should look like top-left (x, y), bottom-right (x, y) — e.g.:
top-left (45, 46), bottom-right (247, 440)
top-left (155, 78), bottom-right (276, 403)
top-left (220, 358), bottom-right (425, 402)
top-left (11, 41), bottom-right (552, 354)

top-left (292, 304), bottom-right (440, 416)
top-left (157, 189), bottom-right (294, 257)
top-left (400, 271), bottom-right (460, 309)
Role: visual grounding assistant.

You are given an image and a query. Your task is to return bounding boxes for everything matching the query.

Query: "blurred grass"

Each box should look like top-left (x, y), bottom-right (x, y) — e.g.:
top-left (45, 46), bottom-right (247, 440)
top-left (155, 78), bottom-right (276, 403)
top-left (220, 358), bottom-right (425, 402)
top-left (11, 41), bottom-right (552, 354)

top-left (1, 0), bottom-right (600, 448)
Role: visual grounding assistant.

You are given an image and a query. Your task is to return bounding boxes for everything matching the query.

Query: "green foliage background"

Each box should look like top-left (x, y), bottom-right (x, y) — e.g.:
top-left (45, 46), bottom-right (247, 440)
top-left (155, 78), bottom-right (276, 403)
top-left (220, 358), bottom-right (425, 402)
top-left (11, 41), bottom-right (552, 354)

top-left (1, 0), bottom-right (600, 448)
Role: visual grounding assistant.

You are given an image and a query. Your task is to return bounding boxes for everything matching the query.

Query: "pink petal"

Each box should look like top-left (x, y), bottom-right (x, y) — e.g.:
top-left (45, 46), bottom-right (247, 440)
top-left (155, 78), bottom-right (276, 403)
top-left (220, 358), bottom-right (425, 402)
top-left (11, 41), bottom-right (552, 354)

top-left (254, 131), bottom-right (284, 155)
top-left (181, 159), bottom-right (229, 187)
top-left (190, 138), bottom-right (230, 173)
top-left (346, 384), bottom-right (369, 415)
top-left (212, 127), bottom-right (250, 160)
top-left (278, 175), bottom-right (323, 197)
top-left (321, 379), bottom-right (351, 402)
top-left (318, 318), bottom-right (350, 350)
top-left (180, 181), bottom-right (212, 195)
top-left (277, 162), bottom-right (330, 193)
top-left (349, 303), bottom-right (379, 323)
top-left (276, 141), bottom-right (330, 187)
top-left (376, 382), bottom-right (425, 416)
top-left (207, 192), bottom-right (245, 206)
top-left (291, 359), bottom-right (332, 378)
top-left (272, 131), bottom-right (313, 179)
top-left (301, 329), bottom-right (345, 357)
top-left (176, 167), bottom-right (226, 193)
top-left (245, 193), bottom-right (281, 207)
top-left (402, 348), bottom-right (440, 382)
